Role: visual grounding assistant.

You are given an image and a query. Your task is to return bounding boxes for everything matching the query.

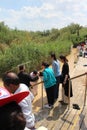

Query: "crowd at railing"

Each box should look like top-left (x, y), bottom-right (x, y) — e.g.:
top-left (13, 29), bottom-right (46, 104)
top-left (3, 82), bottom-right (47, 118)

top-left (0, 51), bottom-right (87, 130)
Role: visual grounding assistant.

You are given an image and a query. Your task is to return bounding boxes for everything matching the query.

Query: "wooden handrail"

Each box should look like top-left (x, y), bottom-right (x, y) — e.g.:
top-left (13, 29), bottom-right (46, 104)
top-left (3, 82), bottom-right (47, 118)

top-left (68, 72), bottom-right (87, 109)
top-left (70, 72), bottom-right (87, 80)
top-left (30, 72), bottom-right (87, 87)
top-left (30, 80), bottom-right (43, 88)
top-left (30, 72), bottom-right (87, 88)
top-left (30, 72), bottom-right (87, 110)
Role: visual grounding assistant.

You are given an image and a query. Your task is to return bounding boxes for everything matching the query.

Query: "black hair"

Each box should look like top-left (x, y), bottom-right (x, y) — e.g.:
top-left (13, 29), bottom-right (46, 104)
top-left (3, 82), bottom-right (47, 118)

top-left (51, 53), bottom-right (57, 61)
top-left (0, 101), bottom-right (26, 130)
top-left (33, 70), bottom-right (38, 75)
top-left (42, 62), bottom-right (49, 68)
top-left (18, 65), bottom-right (24, 71)
top-left (59, 55), bottom-right (68, 62)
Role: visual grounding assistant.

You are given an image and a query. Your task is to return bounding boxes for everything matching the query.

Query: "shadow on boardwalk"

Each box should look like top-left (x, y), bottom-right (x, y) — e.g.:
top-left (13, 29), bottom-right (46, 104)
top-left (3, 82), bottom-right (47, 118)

top-left (34, 101), bottom-right (67, 126)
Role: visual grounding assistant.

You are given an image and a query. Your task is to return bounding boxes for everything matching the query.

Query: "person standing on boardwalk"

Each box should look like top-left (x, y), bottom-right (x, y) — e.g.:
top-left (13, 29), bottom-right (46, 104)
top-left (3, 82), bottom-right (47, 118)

top-left (30, 70), bottom-right (39, 96)
top-left (18, 65), bottom-right (31, 87)
top-left (2, 72), bottom-right (36, 130)
top-left (51, 53), bottom-right (61, 101)
top-left (41, 62), bottom-right (56, 109)
top-left (59, 55), bottom-right (73, 105)
top-left (18, 65), bottom-right (38, 88)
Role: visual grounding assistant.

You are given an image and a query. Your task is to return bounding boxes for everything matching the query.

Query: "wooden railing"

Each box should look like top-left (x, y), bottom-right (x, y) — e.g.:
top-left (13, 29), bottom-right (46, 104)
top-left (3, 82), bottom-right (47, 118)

top-left (31, 72), bottom-right (87, 110)
top-left (68, 72), bottom-right (87, 109)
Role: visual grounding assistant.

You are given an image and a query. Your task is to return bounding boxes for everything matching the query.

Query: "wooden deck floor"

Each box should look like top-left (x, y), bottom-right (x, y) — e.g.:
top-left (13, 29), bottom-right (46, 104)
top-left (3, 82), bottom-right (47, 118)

top-left (33, 56), bottom-right (87, 130)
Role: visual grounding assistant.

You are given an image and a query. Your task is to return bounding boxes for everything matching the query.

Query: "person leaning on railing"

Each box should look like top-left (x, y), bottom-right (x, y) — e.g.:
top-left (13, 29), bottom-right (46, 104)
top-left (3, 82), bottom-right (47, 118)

top-left (40, 62), bottom-right (56, 109)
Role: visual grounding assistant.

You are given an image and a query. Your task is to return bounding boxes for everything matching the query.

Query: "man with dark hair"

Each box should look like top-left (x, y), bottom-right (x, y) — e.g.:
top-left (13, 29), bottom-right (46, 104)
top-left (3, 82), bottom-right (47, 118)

top-left (2, 72), bottom-right (35, 130)
top-left (0, 87), bottom-right (29, 130)
top-left (18, 65), bottom-right (38, 88)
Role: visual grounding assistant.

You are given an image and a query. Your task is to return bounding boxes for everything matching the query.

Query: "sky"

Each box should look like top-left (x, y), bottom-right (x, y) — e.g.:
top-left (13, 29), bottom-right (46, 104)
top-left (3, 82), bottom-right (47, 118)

top-left (0, 0), bottom-right (87, 31)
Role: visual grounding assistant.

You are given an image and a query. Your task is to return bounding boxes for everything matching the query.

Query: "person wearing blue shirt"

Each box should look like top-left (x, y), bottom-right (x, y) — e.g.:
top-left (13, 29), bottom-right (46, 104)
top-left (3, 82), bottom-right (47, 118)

top-left (41, 62), bottom-right (56, 109)
top-left (51, 53), bottom-right (61, 101)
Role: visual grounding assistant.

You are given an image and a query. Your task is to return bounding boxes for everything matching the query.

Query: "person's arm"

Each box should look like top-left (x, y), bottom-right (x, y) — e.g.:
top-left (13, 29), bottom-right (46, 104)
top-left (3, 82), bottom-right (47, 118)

top-left (52, 62), bottom-right (56, 75)
top-left (63, 63), bottom-right (69, 84)
top-left (30, 75), bottom-right (39, 82)
top-left (43, 70), bottom-right (48, 82)
top-left (19, 97), bottom-right (35, 129)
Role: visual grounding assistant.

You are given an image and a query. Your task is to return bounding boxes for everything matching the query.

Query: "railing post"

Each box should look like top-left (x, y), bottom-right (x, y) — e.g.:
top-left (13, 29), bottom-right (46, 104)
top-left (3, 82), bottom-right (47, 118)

top-left (84, 73), bottom-right (87, 106)
top-left (68, 79), bottom-right (70, 109)
top-left (41, 78), bottom-right (44, 109)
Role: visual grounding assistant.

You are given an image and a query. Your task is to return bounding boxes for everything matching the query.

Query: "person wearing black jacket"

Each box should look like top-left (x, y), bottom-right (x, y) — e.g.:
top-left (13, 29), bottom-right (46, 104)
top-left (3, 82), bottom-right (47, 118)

top-left (18, 65), bottom-right (38, 88)
top-left (59, 55), bottom-right (73, 105)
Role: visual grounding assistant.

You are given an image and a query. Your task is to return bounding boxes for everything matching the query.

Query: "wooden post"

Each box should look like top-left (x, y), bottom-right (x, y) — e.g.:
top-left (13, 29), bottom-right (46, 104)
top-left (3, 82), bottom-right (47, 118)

top-left (84, 74), bottom-right (87, 106)
top-left (40, 78), bottom-right (44, 109)
top-left (68, 79), bottom-right (70, 110)
top-left (42, 82), bottom-right (44, 109)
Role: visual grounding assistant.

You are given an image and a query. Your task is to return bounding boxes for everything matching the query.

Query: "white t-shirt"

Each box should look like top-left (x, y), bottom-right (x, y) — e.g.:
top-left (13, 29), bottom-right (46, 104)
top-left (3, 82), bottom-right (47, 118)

top-left (24, 127), bottom-right (31, 130)
top-left (14, 83), bottom-right (35, 128)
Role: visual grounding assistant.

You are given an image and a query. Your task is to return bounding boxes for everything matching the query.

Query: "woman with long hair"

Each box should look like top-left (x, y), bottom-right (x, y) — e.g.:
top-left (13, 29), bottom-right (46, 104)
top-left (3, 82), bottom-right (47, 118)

top-left (51, 53), bottom-right (61, 101)
top-left (59, 55), bottom-right (73, 105)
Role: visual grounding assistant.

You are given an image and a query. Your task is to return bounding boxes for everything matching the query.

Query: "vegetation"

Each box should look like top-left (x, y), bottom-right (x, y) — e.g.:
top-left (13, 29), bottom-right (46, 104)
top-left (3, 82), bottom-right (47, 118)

top-left (0, 22), bottom-right (87, 76)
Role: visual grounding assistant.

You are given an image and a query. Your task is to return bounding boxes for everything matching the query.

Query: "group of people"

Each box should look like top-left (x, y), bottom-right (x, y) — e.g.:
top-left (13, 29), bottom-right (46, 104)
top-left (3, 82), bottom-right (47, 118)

top-left (77, 42), bottom-right (87, 57)
top-left (0, 53), bottom-right (73, 130)
top-left (0, 67), bottom-right (46, 130)
top-left (40, 53), bottom-right (73, 109)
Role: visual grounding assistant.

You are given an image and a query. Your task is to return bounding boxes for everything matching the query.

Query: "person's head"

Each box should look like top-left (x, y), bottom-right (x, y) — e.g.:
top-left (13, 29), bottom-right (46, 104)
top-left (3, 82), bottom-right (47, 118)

top-left (0, 101), bottom-right (26, 130)
top-left (2, 72), bottom-right (20, 93)
top-left (33, 70), bottom-right (38, 75)
top-left (0, 87), bottom-right (29, 130)
top-left (59, 55), bottom-right (68, 63)
top-left (51, 53), bottom-right (57, 61)
top-left (18, 65), bottom-right (25, 72)
top-left (41, 62), bottom-right (49, 69)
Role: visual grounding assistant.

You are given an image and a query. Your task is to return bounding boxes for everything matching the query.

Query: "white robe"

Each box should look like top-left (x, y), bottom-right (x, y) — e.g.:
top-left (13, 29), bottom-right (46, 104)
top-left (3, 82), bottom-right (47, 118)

top-left (15, 83), bottom-right (35, 129)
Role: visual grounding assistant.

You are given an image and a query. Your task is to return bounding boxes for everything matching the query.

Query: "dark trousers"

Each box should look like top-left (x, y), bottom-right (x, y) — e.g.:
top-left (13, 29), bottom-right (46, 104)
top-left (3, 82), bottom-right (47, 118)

top-left (46, 85), bottom-right (55, 106)
top-left (54, 76), bottom-right (60, 99)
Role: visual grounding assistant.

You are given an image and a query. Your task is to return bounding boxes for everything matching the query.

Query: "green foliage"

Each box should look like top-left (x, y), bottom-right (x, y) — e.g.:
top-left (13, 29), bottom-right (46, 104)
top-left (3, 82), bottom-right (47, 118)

top-left (0, 22), bottom-right (87, 76)
top-left (0, 40), bottom-right (72, 76)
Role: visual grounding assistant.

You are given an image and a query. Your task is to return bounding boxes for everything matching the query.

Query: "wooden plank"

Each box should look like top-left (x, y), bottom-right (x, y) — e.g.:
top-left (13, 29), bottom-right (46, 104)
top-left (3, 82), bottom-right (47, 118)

top-left (60, 109), bottom-right (77, 130)
top-left (54, 108), bottom-right (72, 130)
top-left (69, 108), bottom-right (83, 130)
top-left (80, 107), bottom-right (87, 130)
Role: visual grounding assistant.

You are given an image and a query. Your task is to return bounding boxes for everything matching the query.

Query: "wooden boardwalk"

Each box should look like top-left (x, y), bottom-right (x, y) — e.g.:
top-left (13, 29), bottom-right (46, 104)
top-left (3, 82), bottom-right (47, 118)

top-left (33, 56), bottom-right (87, 130)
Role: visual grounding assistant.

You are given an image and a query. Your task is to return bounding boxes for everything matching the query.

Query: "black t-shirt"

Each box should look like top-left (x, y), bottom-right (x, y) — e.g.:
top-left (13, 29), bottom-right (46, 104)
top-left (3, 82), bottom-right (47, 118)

top-left (18, 71), bottom-right (39, 87)
top-left (18, 71), bottom-right (31, 87)
top-left (62, 62), bottom-right (69, 79)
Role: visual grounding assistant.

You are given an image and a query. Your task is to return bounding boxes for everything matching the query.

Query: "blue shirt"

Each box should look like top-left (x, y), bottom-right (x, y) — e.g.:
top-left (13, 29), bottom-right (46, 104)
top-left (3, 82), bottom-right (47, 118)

top-left (43, 67), bottom-right (56, 88)
top-left (52, 60), bottom-right (61, 77)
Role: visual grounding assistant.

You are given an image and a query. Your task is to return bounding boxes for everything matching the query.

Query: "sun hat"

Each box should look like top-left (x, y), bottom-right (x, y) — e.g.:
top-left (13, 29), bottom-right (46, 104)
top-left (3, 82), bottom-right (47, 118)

top-left (0, 87), bottom-right (29, 106)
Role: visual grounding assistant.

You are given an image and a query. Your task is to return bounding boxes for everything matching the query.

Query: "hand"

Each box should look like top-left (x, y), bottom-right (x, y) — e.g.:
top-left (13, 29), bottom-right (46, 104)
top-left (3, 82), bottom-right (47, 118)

top-left (63, 80), bottom-right (66, 85)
